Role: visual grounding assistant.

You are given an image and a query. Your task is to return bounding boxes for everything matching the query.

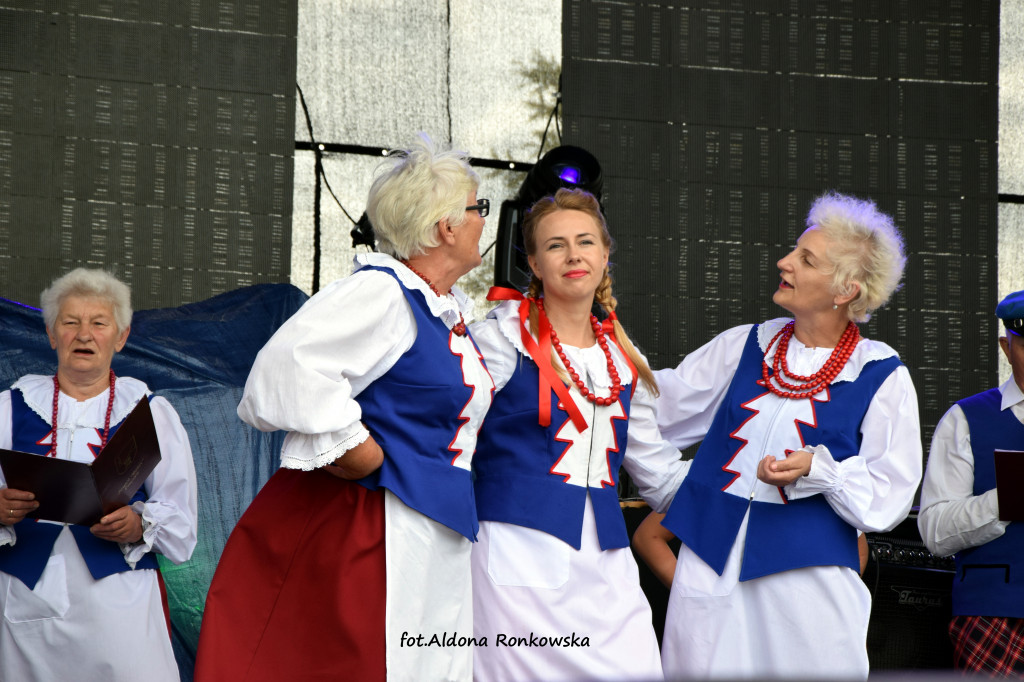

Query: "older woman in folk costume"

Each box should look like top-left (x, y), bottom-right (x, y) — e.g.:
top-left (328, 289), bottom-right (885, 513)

top-left (196, 134), bottom-right (494, 681)
top-left (471, 188), bottom-right (686, 681)
top-left (654, 192), bottom-right (922, 680)
top-left (0, 268), bottom-right (197, 681)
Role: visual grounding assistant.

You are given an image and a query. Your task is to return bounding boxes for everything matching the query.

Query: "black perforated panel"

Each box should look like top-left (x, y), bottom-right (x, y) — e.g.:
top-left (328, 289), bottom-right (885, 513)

top-left (0, 1), bottom-right (297, 308)
top-left (564, 0), bottom-right (999, 451)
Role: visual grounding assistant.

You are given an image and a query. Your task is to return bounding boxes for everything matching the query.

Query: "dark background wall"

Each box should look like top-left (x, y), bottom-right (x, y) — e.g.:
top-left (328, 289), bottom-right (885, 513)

top-left (0, 0), bottom-right (297, 310)
top-left (562, 0), bottom-right (1000, 449)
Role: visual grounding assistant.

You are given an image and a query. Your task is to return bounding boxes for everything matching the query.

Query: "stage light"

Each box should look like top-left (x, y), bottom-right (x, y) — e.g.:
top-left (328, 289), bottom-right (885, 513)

top-left (558, 166), bottom-right (580, 184)
top-left (494, 145), bottom-right (603, 291)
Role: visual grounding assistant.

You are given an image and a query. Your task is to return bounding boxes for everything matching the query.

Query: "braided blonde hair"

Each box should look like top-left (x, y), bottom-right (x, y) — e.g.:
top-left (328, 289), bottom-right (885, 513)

top-left (521, 188), bottom-right (658, 395)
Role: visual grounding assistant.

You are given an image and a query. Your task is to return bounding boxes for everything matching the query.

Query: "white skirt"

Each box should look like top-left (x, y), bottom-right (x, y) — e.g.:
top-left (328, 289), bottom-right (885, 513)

top-left (472, 494), bottom-right (663, 682)
top-left (0, 525), bottom-right (178, 682)
top-left (661, 513), bottom-right (871, 680)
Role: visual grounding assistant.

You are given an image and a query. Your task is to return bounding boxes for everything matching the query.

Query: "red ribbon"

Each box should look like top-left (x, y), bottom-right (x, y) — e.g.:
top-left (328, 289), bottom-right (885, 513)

top-left (486, 287), bottom-right (638, 429)
top-left (487, 287), bottom-right (586, 430)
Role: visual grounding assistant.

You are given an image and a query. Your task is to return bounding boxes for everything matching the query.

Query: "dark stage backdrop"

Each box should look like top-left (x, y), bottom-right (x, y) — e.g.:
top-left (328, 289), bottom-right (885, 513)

top-left (0, 0), bottom-right (297, 310)
top-left (562, 0), bottom-right (1000, 451)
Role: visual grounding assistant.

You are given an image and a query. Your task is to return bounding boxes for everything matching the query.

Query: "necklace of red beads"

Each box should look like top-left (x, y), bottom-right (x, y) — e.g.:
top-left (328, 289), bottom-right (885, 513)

top-left (535, 298), bottom-right (623, 406)
top-left (401, 261), bottom-right (466, 336)
top-left (47, 369), bottom-right (116, 457)
top-left (761, 321), bottom-right (859, 399)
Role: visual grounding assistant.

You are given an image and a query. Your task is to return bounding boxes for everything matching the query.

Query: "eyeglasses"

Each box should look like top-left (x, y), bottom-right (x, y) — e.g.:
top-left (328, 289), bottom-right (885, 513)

top-left (466, 198), bottom-right (490, 218)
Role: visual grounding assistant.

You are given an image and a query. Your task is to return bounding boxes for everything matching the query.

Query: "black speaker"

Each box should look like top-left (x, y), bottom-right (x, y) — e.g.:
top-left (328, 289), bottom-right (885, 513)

top-left (863, 515), bottom-right (955, 670)
top-left (492, 145), bottom-right (605, 291)
top-left (493, 199), bottom-right (531, 291)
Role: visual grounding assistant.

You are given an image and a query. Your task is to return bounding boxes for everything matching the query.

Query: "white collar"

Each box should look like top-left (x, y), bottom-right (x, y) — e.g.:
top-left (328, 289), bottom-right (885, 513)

top-left (487, 299), bottom-right (634, 386)
top-left (12, 374), bottom-right (150, 427)
top-left (354, 252), bottom-right (475, 326)
top-left (1000, 377), bottom-right (1024, 411)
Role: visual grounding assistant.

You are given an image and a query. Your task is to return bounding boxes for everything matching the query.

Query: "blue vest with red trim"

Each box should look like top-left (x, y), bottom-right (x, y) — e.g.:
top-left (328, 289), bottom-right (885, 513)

top-left (354, 266), bottom-right (488, 541)
top-left (661, 324), bottom-right (901, 580)
top-left (0, 388), bottom-right (156, 590)
top-left (952, 388), bottom-right (1024, 616)
top-left (473, 349), bottom-right (634, 550)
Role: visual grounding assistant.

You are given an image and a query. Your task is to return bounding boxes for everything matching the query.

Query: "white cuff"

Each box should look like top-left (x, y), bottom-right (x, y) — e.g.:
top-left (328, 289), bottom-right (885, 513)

top-left (0, 524), bottom-right (15, 547)
top-left (120, 501), bottom-right (155, 568)
top-left (281, 425), bottom-right (371, 471)
top-left (785, 444), bottom-right (840, 499)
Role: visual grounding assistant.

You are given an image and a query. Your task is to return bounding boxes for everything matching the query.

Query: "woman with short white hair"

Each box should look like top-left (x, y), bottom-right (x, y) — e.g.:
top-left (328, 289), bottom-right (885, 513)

top-left (197, 133), bottom-right (494, 681)
top-left (653, 191), bottom-right (922, 680)
top-left (0, 267), bottom-right (198, 682)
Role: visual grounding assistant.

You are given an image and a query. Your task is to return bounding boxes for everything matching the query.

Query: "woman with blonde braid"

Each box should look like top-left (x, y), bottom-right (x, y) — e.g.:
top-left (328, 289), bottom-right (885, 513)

top-left (470, 188), bottom-right (686, 681)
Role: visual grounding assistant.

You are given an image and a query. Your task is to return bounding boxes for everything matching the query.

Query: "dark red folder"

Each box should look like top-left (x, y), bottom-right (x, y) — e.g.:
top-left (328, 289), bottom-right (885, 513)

top-left (0, 397), bottom-right (162, 526)
top-left (994, 449), bottom-right (1024, 522)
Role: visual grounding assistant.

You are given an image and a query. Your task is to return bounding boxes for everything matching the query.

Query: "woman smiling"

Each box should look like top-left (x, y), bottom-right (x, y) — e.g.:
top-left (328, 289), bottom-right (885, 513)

top-left (470, 188), bottom-right (686, 681)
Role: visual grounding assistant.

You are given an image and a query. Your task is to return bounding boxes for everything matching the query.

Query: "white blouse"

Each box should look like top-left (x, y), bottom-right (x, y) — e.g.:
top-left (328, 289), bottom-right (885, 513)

top-left (655, 318), bottom-right (923, 533)
top-left (237, 252), bottom-right (492, 471)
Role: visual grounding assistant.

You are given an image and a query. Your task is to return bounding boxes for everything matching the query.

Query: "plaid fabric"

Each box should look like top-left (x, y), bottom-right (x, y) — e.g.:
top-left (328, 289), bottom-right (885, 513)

top-left (950, 615), bottom-right (1024, 675)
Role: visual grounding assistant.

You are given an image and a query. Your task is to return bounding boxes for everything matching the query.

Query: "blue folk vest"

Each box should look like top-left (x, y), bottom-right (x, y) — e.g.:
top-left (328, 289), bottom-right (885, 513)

top-left (662, 324), bottom-right (901, 580)
top-left (474, 348), bottom-right (634, 550)
top-left (354, 266), bottom-right (488, 541)
top-left (0, 388), bottom-right (156, 590)
top-left (953, 388), bottom-right (1024, 616)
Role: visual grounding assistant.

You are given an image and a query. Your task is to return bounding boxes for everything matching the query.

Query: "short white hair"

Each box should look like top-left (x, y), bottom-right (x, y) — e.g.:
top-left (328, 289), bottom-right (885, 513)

top-left (808, 192), bottom-right (906, 323)
top-left (366, 133), bottom-right (479, 259)
top-left (40, 268), bottom-right (132, 332)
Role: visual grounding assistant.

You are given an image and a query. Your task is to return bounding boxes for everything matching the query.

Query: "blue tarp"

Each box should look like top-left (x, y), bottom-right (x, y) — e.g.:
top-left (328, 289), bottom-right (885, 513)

top-left (0, 283), bottom-right (308, 680)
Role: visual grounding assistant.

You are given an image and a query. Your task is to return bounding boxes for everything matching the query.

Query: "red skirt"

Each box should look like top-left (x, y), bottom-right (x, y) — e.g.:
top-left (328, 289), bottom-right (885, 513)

top-left (195, 468), bottom-right (386, 681)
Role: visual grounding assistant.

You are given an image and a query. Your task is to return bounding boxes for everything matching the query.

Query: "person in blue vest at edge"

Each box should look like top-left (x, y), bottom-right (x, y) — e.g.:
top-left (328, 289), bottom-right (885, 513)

top-left (470, 188), bottom-right (688, 681)
top-left (653, 192), bottom-right (922, 680)
top-left (918, 289), bottom-right (1024, 676)
top-left (0, 268), bottom-right (198, 682)
top-left (195, 133), bottom-right (495, 682)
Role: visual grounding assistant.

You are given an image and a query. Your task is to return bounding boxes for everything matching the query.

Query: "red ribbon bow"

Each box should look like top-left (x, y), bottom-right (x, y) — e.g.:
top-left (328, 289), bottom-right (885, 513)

top-left (486, 287), bottom-right (638, 432)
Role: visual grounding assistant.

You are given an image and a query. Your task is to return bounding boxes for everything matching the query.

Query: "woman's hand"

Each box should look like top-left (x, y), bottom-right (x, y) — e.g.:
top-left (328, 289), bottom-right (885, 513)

top-left (757, 450), bottom-right (813, 487)
top-left (90, 505), bottom-right (144, 543)
top-left (0, 488), bottom-right (38, 526)
top-left (323, 436), bottom-right (384, 480)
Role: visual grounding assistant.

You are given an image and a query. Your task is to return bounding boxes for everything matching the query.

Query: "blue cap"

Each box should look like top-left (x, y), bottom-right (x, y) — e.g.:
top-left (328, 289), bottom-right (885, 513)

top-left (996, 290), bottom-right (1024, 336)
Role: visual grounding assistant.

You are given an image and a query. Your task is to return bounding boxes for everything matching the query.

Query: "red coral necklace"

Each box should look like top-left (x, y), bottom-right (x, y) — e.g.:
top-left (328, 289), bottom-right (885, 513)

top-left (47, 369), bottom-right (116, 457)
top-left (401, 261), bottom-right (466, 336)
top-left (536, 298), bottom-right (622, 406)
top-left (761, 321), bottom-right (859, 399)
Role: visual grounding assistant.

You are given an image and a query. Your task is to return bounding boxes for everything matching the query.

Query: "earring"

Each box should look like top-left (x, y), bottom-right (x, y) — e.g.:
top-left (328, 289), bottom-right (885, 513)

top-left (833, 304), bottom-right (838, 310)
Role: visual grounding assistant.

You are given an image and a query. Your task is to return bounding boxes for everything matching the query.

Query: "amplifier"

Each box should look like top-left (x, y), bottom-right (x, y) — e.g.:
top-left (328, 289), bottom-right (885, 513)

top-left (863, 514), bottom-right (955, 670)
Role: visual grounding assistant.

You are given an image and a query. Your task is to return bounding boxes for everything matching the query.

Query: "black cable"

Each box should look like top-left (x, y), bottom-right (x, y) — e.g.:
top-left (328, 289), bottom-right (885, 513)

top-left (313, 152), bottom-right (322, 294)
top-left (554, 94), bottom-right (562, 141)
top-left (320, 170), bottom-right (358, 225)
top-left (537, 97), bottom-right (559, 163)
top-left (480, 239), bottom-right (497, 259)
top-left (297, 83), bottom-right (324, 292)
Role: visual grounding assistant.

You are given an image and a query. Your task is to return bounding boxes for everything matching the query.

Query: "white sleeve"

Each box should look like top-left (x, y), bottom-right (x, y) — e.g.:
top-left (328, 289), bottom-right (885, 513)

top-left (785, 365), bottom-right (923, 533)
top-left (468, 316), bottom-right (516, 391)
top-left (654, 324), bottom-right (753, 449)
top-left (917, 404), bottom-right (1008, 557)
top-left (123, 396), bottom-right (198, 566)
top-left (622, 380), bottom-right (690, 513)
top-left (0, 391), bottom-right (14, 547)
top-left (236, 270), bottom-right (416, 470)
